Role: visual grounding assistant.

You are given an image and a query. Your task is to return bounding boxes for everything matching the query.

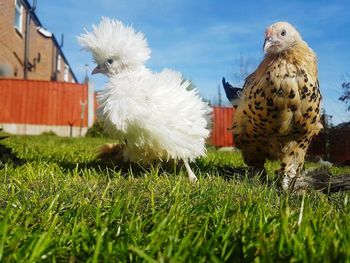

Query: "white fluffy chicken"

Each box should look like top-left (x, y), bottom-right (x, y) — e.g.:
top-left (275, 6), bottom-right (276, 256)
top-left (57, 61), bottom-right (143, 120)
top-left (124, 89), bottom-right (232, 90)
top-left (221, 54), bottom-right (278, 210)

top-left (78, 17), bottom-right (211, 181)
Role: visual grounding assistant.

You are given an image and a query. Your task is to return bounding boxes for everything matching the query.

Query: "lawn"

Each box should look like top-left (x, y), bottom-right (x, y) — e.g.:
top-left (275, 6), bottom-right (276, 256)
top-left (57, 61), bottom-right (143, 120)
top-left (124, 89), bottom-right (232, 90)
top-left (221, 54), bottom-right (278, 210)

top-left (1, 135), bottom-right (350, 262)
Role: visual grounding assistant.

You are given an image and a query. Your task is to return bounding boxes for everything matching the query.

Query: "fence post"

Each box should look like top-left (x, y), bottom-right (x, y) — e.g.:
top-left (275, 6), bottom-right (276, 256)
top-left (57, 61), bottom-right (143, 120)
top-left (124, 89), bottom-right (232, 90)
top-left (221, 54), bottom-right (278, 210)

top-left (323, 113), bottom-right (332, 161)
top-left (68, 121), bottom-right (73, 137)
top-left (79, 100), bottom-right (87, 137)
top-left (87, 81), bottom-right (94, 127)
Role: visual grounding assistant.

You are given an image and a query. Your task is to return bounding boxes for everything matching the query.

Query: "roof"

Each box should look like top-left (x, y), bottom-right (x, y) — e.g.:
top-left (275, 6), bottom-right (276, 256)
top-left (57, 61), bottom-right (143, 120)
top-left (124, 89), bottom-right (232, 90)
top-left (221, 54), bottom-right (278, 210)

top-left (334, 122), bottom-right (350, 129)
top-left (22, 0), bottom-right (79, 83)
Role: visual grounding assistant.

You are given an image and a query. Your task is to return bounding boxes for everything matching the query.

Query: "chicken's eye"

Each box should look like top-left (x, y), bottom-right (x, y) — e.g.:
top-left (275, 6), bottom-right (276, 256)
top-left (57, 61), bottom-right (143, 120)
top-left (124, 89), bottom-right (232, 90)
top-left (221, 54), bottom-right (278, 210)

top-left (281, 29), bottom-right (286, 36)
top-left (107, 58), bottom-right (114, 64)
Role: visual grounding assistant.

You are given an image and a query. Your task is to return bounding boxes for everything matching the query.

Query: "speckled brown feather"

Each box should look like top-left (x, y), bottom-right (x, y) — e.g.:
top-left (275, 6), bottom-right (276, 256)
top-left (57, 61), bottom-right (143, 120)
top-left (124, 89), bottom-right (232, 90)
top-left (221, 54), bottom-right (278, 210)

top-left (233, 32), bottom-right (323, 189)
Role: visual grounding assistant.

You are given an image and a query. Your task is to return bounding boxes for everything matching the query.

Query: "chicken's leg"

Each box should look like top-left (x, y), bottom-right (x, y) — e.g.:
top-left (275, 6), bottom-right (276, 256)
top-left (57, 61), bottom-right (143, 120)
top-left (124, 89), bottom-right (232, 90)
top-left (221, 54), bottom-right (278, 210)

top-left (183, 159), bottom-right (197, 182)
top-left (277, 142), bottom-right (307, 190)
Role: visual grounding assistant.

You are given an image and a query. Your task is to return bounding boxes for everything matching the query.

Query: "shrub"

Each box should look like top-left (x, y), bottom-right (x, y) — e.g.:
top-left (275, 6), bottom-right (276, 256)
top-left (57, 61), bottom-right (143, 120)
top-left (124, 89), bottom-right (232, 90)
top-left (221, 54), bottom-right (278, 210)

top-left (41, 130), bottom-right (57, 136)
top-left (85, 120), bottom-right (110, 138)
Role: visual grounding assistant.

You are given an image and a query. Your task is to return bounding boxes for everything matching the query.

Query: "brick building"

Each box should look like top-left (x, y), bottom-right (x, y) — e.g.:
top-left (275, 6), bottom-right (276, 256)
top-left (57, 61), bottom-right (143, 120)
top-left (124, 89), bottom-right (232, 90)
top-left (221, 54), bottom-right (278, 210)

top-left (0, 0), bottom-right (97, 137)
top-left (0, 0), bottom-right (77, 82)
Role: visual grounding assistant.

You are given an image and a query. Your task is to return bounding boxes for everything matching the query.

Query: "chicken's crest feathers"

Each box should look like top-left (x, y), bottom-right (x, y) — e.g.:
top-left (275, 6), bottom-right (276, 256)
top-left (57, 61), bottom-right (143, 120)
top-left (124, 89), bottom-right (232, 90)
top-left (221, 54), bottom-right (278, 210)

top-left (78, 17), bottom-right (151, 69)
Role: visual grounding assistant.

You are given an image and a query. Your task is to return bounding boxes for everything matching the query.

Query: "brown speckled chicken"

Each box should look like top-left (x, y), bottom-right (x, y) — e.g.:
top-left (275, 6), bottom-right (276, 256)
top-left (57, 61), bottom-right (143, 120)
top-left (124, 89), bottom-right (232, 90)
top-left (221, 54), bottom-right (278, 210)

top-left (233, 22), bottom-right (323, 190)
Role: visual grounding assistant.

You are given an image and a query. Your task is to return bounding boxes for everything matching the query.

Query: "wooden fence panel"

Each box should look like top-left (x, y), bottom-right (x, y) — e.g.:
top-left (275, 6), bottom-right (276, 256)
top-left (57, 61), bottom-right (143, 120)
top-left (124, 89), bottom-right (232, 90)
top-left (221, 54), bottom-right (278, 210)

top-left (210, 107), bottom-right (235, 147)
top-left (0, 79), bottom-right (88, 127)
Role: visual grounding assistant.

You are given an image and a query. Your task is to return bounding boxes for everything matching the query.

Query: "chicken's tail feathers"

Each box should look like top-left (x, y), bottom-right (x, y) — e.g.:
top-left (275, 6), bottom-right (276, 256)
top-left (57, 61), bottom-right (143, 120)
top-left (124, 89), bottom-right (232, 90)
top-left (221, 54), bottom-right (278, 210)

top-left (294, 166), bottom-right (350, 193)
top-left (221, 77), bottom-right (242, 108)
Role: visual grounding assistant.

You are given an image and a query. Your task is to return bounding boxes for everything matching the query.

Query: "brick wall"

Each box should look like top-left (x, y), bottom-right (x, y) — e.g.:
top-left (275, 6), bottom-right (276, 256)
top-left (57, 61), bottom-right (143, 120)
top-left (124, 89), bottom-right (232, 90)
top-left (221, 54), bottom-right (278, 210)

top-left (0, 0), bottom-right (25, 78)
top-left (0, 0), bottom-right (76, 82)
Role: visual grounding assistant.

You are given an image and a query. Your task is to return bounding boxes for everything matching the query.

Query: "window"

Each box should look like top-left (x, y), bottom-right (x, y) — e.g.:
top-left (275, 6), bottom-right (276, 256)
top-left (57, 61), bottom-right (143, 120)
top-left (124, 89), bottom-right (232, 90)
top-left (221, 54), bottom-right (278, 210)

top-left (14, 0), bottom-right (23, 33)
top-left (57, 54), bottom-right (61, 72)
top-left (64, 65), bottom-right (69, 82)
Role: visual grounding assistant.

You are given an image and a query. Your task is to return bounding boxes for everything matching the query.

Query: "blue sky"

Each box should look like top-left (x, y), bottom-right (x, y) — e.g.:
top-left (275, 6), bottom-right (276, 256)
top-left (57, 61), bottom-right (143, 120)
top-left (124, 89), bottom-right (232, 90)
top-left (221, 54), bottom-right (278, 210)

top-left (35, 0), bottom-right (350, 124)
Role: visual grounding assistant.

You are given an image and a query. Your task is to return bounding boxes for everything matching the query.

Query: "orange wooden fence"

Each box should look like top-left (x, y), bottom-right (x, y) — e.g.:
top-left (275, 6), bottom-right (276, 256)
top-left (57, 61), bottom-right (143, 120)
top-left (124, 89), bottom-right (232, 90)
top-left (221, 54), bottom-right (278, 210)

top-left (0, 79), bottom-right (88, 127)
top-left (210, 106), bottom-right (235, 147)
top-left (0, 80), bottom-right (238, 142)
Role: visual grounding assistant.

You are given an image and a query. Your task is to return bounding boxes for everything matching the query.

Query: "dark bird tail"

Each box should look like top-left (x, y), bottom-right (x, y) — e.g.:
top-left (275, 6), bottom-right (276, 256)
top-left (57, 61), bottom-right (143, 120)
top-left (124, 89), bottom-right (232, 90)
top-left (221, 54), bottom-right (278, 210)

top-left (222, 77), bottom-right (242, 108)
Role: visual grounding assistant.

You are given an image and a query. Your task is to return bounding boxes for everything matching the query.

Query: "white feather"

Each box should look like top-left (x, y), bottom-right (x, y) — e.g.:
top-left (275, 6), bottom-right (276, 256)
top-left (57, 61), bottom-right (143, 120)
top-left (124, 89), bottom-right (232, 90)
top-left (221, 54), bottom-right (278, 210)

top-left (98, 67), bottom-right (211, 162)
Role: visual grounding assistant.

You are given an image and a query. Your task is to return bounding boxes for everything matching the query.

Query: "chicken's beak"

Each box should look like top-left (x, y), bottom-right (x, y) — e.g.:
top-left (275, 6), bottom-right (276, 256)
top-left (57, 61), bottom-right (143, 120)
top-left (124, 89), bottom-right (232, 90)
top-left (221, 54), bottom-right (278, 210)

top-left (92, 65), bottom-right (106, 75)
top-left (263, 37), bottom-right (273, 53)
top-left (263, 27), bottom-right (274, 53)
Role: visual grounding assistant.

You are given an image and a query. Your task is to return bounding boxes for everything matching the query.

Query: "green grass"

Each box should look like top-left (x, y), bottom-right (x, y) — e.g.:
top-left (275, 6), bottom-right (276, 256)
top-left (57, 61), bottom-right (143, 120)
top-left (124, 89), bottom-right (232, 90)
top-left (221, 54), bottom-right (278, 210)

top-left (1, 135), bottom-right (350, 262)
